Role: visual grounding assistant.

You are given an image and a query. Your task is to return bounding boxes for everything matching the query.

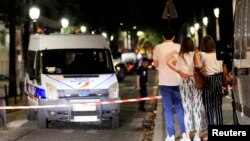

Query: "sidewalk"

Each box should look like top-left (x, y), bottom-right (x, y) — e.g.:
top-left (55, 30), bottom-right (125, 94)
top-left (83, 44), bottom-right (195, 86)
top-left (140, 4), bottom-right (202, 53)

top-left (152, 95), bottom-right (234, 141)
top-left (0, 94), bottom-right (26, 128)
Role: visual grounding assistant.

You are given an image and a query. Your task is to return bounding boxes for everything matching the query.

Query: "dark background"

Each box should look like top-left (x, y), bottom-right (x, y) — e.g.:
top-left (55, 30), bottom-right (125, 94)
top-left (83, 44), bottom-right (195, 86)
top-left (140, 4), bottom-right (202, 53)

top-left (60, 0), bottom-right (234, 46)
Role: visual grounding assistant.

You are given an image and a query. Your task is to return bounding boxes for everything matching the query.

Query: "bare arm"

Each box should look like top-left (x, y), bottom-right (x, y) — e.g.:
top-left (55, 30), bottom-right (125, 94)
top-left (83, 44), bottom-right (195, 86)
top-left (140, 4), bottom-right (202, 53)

top-left (194, 51), bottom-right (202, 68)
top-left (167, 56), bottom-right (192, 78)
top-left (167, 56), bottom-right (179, 73)
top-left (136, 75), bottom-right (140, 89)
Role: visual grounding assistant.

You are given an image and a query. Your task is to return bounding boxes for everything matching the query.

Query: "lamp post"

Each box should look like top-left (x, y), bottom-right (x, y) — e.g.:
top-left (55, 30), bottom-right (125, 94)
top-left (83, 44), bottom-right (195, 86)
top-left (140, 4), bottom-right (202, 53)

top-left (202, 17), bottom-right (208, 37)
top-left (214, 8), bottom-right (220, 41)
top-left (29, 6), bottom-right (40, 34)
top-left (194, 23), bottom-right (200, 47)
top-left (60, 18), bottom-right (69, 34)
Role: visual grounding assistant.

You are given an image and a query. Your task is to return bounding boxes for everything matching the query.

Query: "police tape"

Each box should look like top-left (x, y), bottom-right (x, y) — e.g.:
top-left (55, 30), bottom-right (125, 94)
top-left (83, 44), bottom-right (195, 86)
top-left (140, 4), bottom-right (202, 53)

top-left (0, 95), bottom-right (162, 110)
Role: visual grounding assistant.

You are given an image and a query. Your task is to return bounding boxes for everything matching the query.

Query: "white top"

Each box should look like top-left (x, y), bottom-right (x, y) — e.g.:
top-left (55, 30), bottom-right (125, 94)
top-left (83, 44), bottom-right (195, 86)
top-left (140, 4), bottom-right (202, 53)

top-left (153, 42), bottom-right (180, 86)
top-left (200, 52), bottom-right (223, 76)
top-left (174, 52), bottom-right (195, 75)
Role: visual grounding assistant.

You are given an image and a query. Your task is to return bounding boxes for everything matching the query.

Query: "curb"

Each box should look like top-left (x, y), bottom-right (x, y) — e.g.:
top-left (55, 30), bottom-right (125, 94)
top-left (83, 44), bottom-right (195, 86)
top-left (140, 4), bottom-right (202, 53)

top-left (152, 99), bottom-right (165, 141)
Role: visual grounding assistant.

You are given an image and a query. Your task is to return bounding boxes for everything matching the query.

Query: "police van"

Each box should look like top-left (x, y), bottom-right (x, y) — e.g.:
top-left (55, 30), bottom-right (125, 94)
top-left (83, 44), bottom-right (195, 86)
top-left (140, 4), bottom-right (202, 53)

top-left (24, 34), bottom-right (120, 128)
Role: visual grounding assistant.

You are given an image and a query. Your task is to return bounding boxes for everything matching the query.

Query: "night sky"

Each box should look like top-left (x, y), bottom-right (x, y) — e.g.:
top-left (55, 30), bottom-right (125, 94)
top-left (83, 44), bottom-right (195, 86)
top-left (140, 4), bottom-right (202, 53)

top-left (65, 0), bottom-right (234, 45)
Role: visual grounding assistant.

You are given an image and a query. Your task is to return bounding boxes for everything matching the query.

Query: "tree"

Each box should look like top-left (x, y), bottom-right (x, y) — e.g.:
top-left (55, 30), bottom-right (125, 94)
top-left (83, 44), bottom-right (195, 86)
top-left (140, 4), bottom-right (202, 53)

top-left (0, 0), bottom-right (27, 100)
top-left (8, 0), bottom-right (17, 99)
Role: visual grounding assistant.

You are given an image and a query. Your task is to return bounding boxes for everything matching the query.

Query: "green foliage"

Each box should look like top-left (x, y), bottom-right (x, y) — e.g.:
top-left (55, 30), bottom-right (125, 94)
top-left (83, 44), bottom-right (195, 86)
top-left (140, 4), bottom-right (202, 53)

top-left (140, 27), bottom-right (162, 46)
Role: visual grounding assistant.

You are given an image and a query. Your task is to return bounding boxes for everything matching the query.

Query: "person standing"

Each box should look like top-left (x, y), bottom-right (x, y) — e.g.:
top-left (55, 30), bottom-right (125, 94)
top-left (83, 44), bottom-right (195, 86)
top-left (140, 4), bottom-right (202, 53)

top-left (136, 57), bottom-right (149, 112)
top-left (167, 37), bottom-right (202, 141)
top-left (194, 35), bottom-right (224, 125)
top-left (153, 28), bottom-right (186, 141)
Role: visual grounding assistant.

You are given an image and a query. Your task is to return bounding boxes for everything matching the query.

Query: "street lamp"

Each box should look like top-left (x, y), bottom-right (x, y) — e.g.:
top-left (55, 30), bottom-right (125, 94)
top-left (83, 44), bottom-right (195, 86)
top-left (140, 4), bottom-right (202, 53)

top-left (29, 6), bottom-right (40, 34)
top-left (60, 18), bottom-right (69, 34)
top-left (194, 23), bottom-right (200, 47)
top-left (80, 25), bottom-right (87, 33)
top-left (214, 8), bottom-right (220, 41)
top-left (202, 17), bottom-right (208, 37)
top-left (190, 26), bottom-right (195, 42)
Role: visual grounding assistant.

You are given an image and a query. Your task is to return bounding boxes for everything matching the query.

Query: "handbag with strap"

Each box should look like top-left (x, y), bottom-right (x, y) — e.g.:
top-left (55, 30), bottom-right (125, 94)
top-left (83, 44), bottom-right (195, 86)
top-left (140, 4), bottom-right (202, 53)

top-left (193, 67), bottom-right (210, 89)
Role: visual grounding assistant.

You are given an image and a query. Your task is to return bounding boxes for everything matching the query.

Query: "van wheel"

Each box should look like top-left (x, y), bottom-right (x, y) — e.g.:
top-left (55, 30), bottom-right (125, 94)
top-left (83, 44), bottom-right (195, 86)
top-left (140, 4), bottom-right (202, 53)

top-left (27, 109), bottom-right (36, 121)
top-left (38, 109), bottom-right (48, 129)
top-left (110, 116), bottom-right (120, 128)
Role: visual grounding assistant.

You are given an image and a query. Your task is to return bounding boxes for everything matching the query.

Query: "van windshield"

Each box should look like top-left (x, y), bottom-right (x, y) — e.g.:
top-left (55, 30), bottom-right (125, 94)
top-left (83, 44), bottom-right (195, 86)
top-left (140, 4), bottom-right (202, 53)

top-left (42, 49), bottom-right (114, 74)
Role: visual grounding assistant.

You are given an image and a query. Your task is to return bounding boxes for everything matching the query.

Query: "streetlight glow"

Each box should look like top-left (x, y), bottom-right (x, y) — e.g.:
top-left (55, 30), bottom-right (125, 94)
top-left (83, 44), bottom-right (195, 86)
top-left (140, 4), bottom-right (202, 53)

top-left (136, 31), bottom-right (145, 37)
top-left (190, 26), bottom-right (195, 35)
top-left (202, 17), bottom-right (208, 37)
top-left (214, 8), bottom-right (220, 41)
top-left (194, 23), bottom-right (200, 30)
top-left (80, 25), bottom-right (87, 33)
top-left (29, 7), bottom-right (40, 22)
top-left (61, 18), bottom-right (69, 28)
top-left (214, 8), bottom-right (220, 18)
top-left (29, 6), bottom-right (40, 34)
top-left (102, 32), bottom-right (108, 38)
top-left (202, 17), bottom-right (208, 26)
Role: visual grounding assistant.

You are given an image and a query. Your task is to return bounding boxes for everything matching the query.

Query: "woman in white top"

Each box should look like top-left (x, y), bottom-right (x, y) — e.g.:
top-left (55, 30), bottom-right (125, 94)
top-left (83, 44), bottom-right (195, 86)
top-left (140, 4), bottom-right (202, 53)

top-left (194, 35), bottom-right (223, 126)
top-left (168, 37), bottom-right (202, 141)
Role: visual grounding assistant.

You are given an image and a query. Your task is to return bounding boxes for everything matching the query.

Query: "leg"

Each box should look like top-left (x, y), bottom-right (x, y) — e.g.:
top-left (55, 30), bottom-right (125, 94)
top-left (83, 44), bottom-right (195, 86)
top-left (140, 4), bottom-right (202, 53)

top-left (159, 86), bottom-right (175, 136)
top-left (193, 88), bottom-right (202, 137)
top-left (213, 74), bottom-right (224, 125)
top-left (214, 87), bottom-right (223, 125)
top-left (202, 88), bottom-right (214, 126)
top-left (139, 87), bottom-right (147, 112)
top-left (172, 86), bottom-right (185, 134)
top-left (231, 91), bottom-right (239, 125)
top-left (179, 78), bottom-right (192, 138)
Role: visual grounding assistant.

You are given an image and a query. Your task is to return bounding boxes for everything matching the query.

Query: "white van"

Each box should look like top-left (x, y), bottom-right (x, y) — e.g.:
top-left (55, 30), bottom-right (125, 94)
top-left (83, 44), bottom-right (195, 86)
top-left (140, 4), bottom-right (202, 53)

top-left (24, 34), bottom-right (120, 128)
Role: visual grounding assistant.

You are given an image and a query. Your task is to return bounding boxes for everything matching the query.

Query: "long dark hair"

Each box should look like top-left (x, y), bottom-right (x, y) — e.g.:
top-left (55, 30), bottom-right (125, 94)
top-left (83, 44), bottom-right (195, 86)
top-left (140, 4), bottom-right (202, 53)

top-left (200, 35), bottom-right (216, 52)
top-left (179, 37), bottom-right (195, 58)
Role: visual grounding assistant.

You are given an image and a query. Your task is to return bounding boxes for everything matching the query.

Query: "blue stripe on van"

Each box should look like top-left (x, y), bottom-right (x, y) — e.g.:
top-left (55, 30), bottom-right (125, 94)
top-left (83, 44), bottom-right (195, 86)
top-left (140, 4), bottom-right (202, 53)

top-left (27, 83), bottom-right (46, 99)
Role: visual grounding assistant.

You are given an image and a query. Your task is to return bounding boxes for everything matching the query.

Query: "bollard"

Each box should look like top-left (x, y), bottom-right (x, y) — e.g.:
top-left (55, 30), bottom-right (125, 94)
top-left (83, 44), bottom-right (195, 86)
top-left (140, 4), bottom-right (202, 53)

top-left (0, 98), bottom-right (6, 128)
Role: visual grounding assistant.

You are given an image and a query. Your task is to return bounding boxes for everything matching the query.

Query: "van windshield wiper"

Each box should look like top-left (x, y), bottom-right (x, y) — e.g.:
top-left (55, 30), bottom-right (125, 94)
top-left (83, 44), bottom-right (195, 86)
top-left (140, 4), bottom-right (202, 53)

top-left (63, 74), bottom-right (99, 78)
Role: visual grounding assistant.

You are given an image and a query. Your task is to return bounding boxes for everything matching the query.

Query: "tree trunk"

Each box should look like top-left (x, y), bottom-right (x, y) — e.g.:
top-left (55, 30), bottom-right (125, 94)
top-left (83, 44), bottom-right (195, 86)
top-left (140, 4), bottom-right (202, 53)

top-left (8, 0), bottom-right (17, 99)
top-left (22, 20), bottom-right (30, 67)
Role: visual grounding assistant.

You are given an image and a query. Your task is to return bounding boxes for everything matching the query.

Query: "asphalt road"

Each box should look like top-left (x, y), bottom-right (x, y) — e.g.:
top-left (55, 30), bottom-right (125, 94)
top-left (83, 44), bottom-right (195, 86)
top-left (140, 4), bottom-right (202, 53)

top-left (0, 70), bottom-right (158, 141)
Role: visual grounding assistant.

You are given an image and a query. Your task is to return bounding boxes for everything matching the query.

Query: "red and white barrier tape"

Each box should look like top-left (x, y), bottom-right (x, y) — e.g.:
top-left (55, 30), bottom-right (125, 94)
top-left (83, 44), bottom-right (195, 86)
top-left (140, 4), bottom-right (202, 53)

top-left (0, 95), bottom-right (162, 110)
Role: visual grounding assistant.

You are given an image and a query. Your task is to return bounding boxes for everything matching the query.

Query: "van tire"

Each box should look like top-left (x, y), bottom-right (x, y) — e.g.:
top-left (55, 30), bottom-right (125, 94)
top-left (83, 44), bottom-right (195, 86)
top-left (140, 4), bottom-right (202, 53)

top-left (38, 109), bottom-right (48, 129)
top-left (110, 116), bottom-right (120, 128)
top-left (27, 109), bottom-right (36, 121)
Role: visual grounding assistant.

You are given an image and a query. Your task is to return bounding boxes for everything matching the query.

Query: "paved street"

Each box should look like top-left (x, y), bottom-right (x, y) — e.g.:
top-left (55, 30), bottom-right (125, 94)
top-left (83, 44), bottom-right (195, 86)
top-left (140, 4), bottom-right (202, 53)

top-left (0, 70), bottom-right (157, 141)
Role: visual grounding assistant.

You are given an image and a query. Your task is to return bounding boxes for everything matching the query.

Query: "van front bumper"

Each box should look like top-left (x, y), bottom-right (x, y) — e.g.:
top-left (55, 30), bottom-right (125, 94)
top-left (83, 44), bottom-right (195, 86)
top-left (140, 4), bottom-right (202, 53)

top-left (38, 98), bottom-right (120, 122)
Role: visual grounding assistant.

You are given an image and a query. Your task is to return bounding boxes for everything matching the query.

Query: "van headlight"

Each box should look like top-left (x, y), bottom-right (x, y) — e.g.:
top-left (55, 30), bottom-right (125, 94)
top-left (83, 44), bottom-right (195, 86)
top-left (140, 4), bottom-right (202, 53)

top-left (46, 83), bottom-right (59, 100)
top-left (108, 83), bottom-right (119, 99)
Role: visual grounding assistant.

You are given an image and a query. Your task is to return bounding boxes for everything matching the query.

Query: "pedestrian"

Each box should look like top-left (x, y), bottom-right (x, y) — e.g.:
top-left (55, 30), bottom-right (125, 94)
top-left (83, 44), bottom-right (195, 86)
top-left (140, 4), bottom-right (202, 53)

top-left (194, 35), bottom-right (224, 126)
top-left (167, 37), bottom-right (202, 141)
top-left (153, 28), bottom-right (186, 141)
top-left (136, 57), bottom-right (149, 112)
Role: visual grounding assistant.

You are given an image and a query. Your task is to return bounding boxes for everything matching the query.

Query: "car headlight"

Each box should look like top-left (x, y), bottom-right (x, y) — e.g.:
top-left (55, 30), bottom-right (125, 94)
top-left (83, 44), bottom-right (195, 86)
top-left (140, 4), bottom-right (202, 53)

top-left (108, 83), bottom-right (119, 99)
top-left (46, 83), bottom-right (59, 100)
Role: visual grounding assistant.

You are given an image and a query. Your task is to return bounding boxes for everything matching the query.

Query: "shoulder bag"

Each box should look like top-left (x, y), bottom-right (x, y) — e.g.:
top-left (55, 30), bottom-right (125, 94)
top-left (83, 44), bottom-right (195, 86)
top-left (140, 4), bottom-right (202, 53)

top-left (194, 67), bottom-right (210, 89)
